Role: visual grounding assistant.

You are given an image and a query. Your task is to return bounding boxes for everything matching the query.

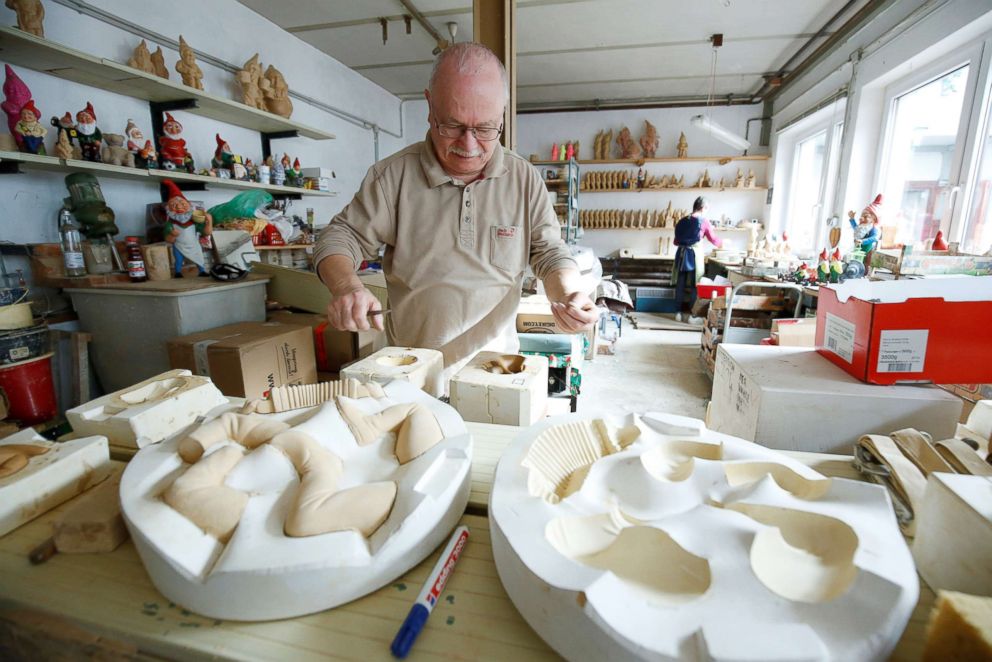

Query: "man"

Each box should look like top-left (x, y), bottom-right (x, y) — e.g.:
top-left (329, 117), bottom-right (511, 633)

top-left (314, 42), bottom-right (597, 377)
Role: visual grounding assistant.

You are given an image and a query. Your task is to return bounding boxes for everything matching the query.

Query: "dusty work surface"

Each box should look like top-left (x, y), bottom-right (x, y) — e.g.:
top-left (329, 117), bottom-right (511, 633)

top-left (64, 273), bottom-right (270, 293)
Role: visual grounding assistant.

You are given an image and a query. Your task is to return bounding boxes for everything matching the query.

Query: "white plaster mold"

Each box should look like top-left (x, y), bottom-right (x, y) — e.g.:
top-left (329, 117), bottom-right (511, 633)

top-left (449, 352), bottom-right (550, 426)
top-left (120, 380), bottom-right (472, 620)
top-left (341, 346), bottom-right (445, 397)
top-left (0, 430), bottom-right (112, 536)
top-left (490, 412), bottom-right (919, 661)
top-left (66, 369), bottom-right (228, 449)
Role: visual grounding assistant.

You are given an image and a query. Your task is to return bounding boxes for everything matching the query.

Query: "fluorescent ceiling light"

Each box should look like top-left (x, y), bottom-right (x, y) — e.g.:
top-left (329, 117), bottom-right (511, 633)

top-left (690, 114), bottom-right (751, 151)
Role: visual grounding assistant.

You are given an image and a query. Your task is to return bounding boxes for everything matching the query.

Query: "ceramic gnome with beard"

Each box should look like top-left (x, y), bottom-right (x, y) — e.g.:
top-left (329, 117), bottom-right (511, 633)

top-left (76, 102), bottom-right (103, 162)
top-left (14, 99), bottom-right (45, 154)
top-left (162, 179), bottom-right (212, 278)
top-left (125, 118), bottom-right (157, 169)
top-left (157, 112), bottom-right (194, 172)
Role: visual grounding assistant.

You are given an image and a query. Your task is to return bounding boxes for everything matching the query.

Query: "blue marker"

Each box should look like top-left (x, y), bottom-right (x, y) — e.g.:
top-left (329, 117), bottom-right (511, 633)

top-left (391, 525), bottom-right (470, 658)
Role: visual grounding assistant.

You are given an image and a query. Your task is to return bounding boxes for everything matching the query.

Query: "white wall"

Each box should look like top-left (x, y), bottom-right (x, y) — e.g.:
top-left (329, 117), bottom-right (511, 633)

top-left (517, 105), bottom-right (767, 256)
top-left (0, 0), bottom-right (412, 285)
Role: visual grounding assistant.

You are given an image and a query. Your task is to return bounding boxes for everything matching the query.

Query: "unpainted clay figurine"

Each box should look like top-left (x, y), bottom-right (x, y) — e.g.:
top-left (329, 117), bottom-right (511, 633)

top-left (735, 168), bottom-right (745, 188)
top-left (263, 65), bottom-right (293, 118)
top-left (615, 126), bottom-right (641, 160)
top-left (151, 46), bottom-right (169, 79)
top-left (5, 0), bottom-right (44, 38)
top-left (49, 111), bottom-right (79, 159)
top-left (236, 53), bottom-right (269, 110)
top-left (677, 131), bottom-right (688, 158)
top-left (127, 40), bottom-right (156, 74)
top-left (53, 125), bottom-right (72, 159)
top-left (639, 120), bottom-right (659, 158)
top-left (14, 98), bottom-right (45, 154)
top-left (100, 133), bottom-right (135, 168)
top-left (175, 36), bottom-right (204, 90)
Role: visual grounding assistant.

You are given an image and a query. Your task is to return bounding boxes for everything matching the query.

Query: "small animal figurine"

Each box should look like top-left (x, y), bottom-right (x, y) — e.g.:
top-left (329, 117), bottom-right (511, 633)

top-left (100, 133), bottom-right (135, 168)
top-left (5, 0), bottom-right (44, 38)
top-left (677, 132), bottom-right (688, 158)
top-left (175, 36), bottom-right (204, 90)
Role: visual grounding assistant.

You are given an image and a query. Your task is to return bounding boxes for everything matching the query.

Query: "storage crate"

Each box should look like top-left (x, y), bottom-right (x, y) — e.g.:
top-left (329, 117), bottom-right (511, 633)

top-left (634, 287), bottom-right (678, 313)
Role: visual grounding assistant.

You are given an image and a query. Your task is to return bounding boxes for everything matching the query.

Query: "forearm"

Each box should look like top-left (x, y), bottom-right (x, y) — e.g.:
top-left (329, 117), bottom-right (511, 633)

top-left (542, 267), bottom-right (585, 303)
top-left (316, 255), bottom-right (363, 297)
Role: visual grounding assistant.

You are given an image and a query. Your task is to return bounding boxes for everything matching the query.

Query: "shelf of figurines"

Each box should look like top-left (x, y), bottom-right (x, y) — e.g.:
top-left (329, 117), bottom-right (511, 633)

top-left (573, 207), bottom-right (758, 231)
top-left (581, 186), bottom-right (768, 194)
top-left (0, 26), bottom-right (335, 140)
top-left (0, 150), bottom-right (336, 197)
top-left (532, 156), bottom-right (768, 166)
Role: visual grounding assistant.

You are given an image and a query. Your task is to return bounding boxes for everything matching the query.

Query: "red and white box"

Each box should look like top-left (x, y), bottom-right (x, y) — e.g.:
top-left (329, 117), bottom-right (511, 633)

top-left (816, 277), bottom-right (992, 385)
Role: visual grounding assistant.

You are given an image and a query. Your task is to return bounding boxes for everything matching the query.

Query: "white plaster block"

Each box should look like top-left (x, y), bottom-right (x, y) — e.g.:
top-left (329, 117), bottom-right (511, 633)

top-left (490, 411), bottom-right (919, 661)
top-left (965, 400), bottom-right (992, 446)
top-left (913, 473), bottom-right (992, 596)
top-left (449, 352), bottom-right (549, 426)
top-left (120, 380), bottom-right (471, 620)
top-left (0, 431), bottom-right (112, 537)
top-left (341, 347), bottom-right (444, 398)
top-left (66, 369), bottom-right (229, 449)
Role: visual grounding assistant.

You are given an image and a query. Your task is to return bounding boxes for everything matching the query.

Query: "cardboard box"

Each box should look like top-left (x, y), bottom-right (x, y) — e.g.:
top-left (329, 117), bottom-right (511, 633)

top-left (251, 262), bottom-right (387, 315)
top-left (516, 294), bottom-right (596, 360)
top-left (708, 345), bottom-right (962, 454)
top-left (771, 318), bottom-right (817, 347)
top-left (449, 352), bottom-right (549, 426)
top-left (816, 278), bottom-right (992, 385)
top-left (267, 311), bottom-right (385, 372)
top-left (167, 322), bottom-right (317, 399)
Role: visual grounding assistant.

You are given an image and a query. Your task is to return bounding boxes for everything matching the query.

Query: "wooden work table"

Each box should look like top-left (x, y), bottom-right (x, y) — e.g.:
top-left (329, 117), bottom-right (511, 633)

top-left (0, 423), bottom-right (934, 660)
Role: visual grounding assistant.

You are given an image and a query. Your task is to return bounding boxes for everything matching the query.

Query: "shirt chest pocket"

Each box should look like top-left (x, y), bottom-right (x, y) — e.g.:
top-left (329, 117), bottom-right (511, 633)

top-left (490, 225), bottom-right (524, 273)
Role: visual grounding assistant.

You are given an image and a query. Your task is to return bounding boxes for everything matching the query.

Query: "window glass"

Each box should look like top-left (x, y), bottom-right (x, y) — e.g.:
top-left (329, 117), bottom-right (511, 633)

top-left (787, 129), bottom-right (827, 251)
top-left (963, 103), bottom-right (992, 255)
top-left (881, 65), bottom-right (969, 247)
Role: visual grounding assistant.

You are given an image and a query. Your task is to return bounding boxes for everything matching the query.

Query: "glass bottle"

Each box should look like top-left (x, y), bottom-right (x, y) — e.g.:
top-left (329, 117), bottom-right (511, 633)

top-left (58, 208), bottom-right (86, 277)
top-left (125, 236), bottom-right (148, 283)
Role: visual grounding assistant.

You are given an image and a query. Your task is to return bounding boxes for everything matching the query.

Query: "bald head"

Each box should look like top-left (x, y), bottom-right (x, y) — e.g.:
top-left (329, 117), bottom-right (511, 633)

top-left (428, 42), bottom-right (508, 104)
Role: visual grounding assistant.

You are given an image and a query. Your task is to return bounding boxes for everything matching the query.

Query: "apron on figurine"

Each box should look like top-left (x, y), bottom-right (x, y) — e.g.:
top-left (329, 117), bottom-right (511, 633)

top-left (171, 220), bottom-right (205, 271)
top-left (671, 215), bottom-right (703, 286)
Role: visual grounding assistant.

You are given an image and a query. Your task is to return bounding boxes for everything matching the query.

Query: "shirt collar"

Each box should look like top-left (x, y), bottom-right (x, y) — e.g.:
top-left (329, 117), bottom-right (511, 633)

top-left (419, 131), bottom-right (508, 187)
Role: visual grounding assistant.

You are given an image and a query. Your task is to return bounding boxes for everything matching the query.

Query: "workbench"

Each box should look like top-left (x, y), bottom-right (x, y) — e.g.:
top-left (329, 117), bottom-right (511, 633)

top-left (0, 422), bottom-right (935, 660)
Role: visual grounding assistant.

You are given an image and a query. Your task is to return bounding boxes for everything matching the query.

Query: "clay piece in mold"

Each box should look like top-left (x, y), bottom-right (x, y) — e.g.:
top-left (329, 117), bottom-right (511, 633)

top-left (0, 442), bottom-right (48, 477)
top-left (336, 398), bottom-right (444, 464)
top-left (724, 461), bottom-right (832, 499)
top-left (178, 412), bottom-right (291, 463)
top-left (243, 378), bottom-right (385, 414)
top-left (341, 346), bottom-right (445, 398)
top-left (163, 445), bottom-right (248, 543)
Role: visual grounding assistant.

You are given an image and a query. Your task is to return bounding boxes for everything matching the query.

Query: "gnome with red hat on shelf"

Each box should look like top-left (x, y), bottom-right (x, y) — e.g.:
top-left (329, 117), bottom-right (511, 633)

top-left (125, 118), bottom-right (157, 169)
top-left (158, 112), bottom-right (194, 172)
top-left (76, 101), bottom-right (103, 162)
top-left (14, 99), bottom-right (46, 154)
top-left (851, 193), bottom-right (882, 255)
top-left (162, 179), bottom-right (212, 278)
top-left (211, 133), bottom-right (235, 174)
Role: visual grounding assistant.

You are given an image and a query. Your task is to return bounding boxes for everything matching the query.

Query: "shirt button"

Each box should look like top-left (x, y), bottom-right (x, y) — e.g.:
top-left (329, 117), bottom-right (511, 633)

top-left (466, 201), bottom-right (471, 207)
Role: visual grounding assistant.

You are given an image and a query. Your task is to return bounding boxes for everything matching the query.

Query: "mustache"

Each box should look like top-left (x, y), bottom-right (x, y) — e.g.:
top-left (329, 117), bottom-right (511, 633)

top-left (448, 146), bottom-right (483, 158)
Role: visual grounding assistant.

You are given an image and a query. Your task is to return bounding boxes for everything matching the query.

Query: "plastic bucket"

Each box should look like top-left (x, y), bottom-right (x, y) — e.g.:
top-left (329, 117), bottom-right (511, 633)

top-left (0, 323), bottom-right (49, 364)
top-left (0, 352), bottom-right (56, 425)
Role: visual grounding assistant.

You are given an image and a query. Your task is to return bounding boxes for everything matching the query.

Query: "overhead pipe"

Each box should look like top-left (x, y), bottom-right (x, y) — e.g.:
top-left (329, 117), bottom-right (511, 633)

top-left (396, 0), bottom-right (450, 54)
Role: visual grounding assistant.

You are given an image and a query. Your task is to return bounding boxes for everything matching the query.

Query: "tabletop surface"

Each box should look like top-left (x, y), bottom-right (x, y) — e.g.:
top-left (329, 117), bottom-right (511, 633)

top-left (0, 423), bottom-right (934, 661)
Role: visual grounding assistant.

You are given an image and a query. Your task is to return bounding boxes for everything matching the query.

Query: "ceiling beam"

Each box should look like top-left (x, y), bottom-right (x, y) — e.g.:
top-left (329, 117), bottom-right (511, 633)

top-left (474, 0), bottom-right (517, 149)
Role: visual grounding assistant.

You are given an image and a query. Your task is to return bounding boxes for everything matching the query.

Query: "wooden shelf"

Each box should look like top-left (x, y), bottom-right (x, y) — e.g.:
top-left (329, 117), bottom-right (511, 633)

top-left (581, 187), bottom-right (767, 193)
top-left (580, 227), bottom-right (752, 232)
top-left (579, 156), bottom-right (768, 164)
top-left (0, 26), bottom-right (335, 140)
top-left (254, 244), bottom-right (313, 251)
top-left (0, 151), bottom-right (336, 197)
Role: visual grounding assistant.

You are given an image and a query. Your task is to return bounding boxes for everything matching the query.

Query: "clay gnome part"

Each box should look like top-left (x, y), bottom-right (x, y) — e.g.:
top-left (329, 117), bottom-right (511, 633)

top-left (263, 65), bottom-right (293, 118)
top-left (5, 0), bottom-right (44, 37)
top-left (2, 65), bottom-right (31, 150)
top-left (175, 36), bottom-right (204, 90)
top-left (53, 125), bottom-right (72, 159)
top-left (157, 112), bottom-right (193, 172)
top-left (75, 102), bottom-right (102, 162)
top-left (615, 126), bottom-right (641, 160)
top-left (162, 179), bottom-right (212, 277)
top-left (0, 442), bottom-right (49, 478)
top-left (49, 112), bottom-right (79, 159)
top-left (852, 193), bottom-right (882, 254)
top-left (100, 133), bottom-right (134, 168)
top-left (677, 131), bottom-right (688, 158)
top-left (14, 98), bottom-right (45, 154)
top-left (639, 120), bottom-right (659, 158)
top-left (127, 40), bottom-right (156, 75)
top-left (151, 47), bottom-right (169, 79)
top-left (236, 53), bottom-right (268, 110)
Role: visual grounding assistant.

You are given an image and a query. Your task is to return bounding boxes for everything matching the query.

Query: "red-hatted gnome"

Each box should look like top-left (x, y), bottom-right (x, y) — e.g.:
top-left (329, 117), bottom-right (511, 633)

top-left (75, 101), bottom-right (102, 162)
top-left (158, 112), bottom-right (194, 172)
top-left (14, 99), bottom-right (45, 154)
top-left (851, 194), bottom-right (882, 254)
top-left (125, 118), bottom-right (157, 169)
top-left (162, 179), bottom-right (212, 278)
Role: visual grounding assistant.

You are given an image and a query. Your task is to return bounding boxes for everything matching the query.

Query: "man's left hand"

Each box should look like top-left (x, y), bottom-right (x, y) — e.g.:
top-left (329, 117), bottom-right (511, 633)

top-left (551, 292), bottom-right (599, 333)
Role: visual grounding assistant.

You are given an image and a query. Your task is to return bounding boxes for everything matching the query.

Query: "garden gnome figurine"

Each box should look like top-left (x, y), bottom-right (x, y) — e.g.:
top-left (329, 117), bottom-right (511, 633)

top-left (75, 102), bottom-right (103, 162)
top-left (212, 133), bottom-right (235, 173)
top-left (817, 249), bottom-right (830, 283)
top-left (158, 113), bottom-right (193, 172)
top-left (550, 143), bottom-right (559, 161)
top-left (175, 36), bottom-right (204, 90)
top-left (829, 249), bottom-right (844, 283)
top-left (14, 99), bottom-right (45, 154)
top-left (125, 119), bottom-right (156, 169)
top-left (931, 230), bottom-right (948, 251)
top-left (5, 0), bottom-right (44, 37)
top-left (852, 194), bottom-right (882, 253)
top-left (162, 179), bottom-right (212, 278)
top-left (3, 65), bottom-right (31, 150)
top-left (677, 132), bottom-right (689, 158)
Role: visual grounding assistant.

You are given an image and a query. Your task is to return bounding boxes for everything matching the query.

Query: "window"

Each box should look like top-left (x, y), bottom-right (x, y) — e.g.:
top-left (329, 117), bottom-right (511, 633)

top-left (879, 65), bottom-right (971, 247)
top-left (786, 130), bottom-right (827, 251)
top-left (963, 99), bottom-right (992, 254)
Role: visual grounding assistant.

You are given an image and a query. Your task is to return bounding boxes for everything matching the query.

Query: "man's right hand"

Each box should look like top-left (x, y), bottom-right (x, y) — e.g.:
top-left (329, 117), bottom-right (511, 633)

top-left (326, 287), bottom-right (383, 332)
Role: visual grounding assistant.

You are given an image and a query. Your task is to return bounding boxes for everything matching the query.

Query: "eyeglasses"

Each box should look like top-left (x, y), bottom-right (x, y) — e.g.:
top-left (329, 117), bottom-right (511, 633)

top-left (433, 119), bottom-right (503, 142)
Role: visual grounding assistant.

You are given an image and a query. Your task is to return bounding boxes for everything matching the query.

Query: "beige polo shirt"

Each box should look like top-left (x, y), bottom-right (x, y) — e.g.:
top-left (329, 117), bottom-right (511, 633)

top-left (313, 133), bottom-right (577, 367)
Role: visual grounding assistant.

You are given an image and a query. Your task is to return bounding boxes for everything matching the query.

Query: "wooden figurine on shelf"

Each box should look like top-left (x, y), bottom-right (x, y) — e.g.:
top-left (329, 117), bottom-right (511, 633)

top-left (127, 40), bottom-right (156, 75)
top-left (734, 168), bottom-right (745, 188)
top-left (6, 0), bottom-right (44, 38)
top-left (14, 99), bottom-right (45, 154)
top-left (157, 112), bottom-right (194, 172)
top-left (639, 120), bottom-right (659, 158)
top-left (162, 180), bottom-right (212, 278)
top-left (100, 133), bottom-right (135, 168)
top-left (264, 65), bottom-right (293, 118)
top-left (175, 36), bottom-right (204, 90)
top-left (677, 131), bottom-right (688, 158)
top-left (615, 126), bottom-right (641, 160)
top-left (745, 169), bottom-right (756, 188)
top-left (151, 47), bottom-right (170, 79)
top-left (3, 64), bottom-right (31, 150)
top-left (236, 54), bottom-right (269, 110)
top-left (75, 102), bottom-right (103, 162)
